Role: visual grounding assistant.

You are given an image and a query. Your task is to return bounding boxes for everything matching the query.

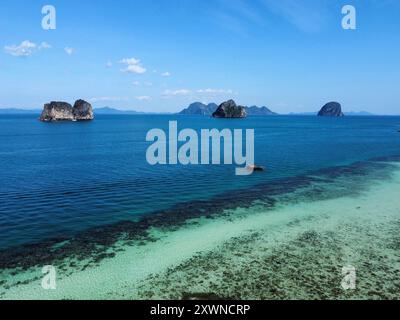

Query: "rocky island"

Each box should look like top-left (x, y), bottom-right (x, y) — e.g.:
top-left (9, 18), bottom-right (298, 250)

top-left (212, 100), bottom-right (247, 118)
top-left (318, 102), bottom-right (344, 117)
top-left (179, 101), bottom-right (276, 116)
top-left (40, 99), bottom-right (94, 122)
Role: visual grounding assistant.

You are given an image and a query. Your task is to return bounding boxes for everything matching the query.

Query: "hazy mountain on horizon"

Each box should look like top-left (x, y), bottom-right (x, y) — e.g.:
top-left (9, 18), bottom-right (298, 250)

top-left (94, 107), bottom-right (143, 115)
top-left (178, 102), bottom-right (218, 116)
top-left (288, 110), bottom-right (376, 116)
top-left (346, 111), bottom-right (376, 116)
top-left (0, 108), bottom-right (42, 114)
top-left (246, 105), bottom-right (277, 116)
top-left (83, 107), bottom-right (171, 115)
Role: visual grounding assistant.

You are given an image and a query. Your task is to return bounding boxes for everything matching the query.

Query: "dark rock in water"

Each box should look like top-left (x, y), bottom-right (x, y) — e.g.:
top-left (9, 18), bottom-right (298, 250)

top-left (40, 102), bottom-right (74, 122)
top-left (73, 99), bottom-right (94, 121)
top-left (40, 100), bottom-right (94, 122)
top-left (212, 99), bottom-right (247, 118)
top-left (317, 102), bottom-right (344, 117)
top-left (247, 165), bottom-right (265, 172)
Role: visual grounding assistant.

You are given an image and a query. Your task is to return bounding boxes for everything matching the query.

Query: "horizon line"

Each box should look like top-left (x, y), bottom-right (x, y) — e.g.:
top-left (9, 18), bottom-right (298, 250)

top-left (1, 106), bottom-right (399, 116)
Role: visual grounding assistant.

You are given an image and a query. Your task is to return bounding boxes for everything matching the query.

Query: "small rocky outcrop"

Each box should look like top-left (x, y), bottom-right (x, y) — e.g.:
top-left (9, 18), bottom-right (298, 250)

top-left (212, 100), bottom-right (247, 118)
top-left (40, 102), bottom-right (74, 122)
top-left (73, 99), bottom-right (94, 120)
top-left (318, 102), bottom-right (344, 117)
top-left (247, 165), bottom-right (265, 172)
top-left (40, 100), bottom-right (94, 122)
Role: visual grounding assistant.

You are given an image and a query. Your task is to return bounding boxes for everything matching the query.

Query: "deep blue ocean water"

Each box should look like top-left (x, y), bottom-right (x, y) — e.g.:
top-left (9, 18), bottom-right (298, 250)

top-left (0, 114), bottom-right (399, 249)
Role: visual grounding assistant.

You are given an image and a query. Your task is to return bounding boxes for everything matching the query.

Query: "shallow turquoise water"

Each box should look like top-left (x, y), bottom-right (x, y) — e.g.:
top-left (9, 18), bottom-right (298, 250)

top-left (0, 114), bottom-right (399, 250)
top-left (1, 156), bottom-right (399, 299)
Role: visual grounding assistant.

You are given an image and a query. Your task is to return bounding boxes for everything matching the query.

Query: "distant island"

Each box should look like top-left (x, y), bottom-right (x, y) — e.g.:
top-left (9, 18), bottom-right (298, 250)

top-left (40, 100), bottom-right (94, 122)
top-left (179, 101), bottom-right (277, 116)
top-left (0, 108), bottom-right (42, 114)
top-left (317, 102), bottom-right (344, 117)
top-left (212, 100), bottom-right (247, 118)
top-left (245, 105), bottom-right (277, 116)
top-left (95, 107), bottom-right (144, 115)
top-left (289, 111), bottom-right (376, 116)
top-left (178, 102), bottom-right (218, 116)
top-left (345, 111), bottom-right (376, 116)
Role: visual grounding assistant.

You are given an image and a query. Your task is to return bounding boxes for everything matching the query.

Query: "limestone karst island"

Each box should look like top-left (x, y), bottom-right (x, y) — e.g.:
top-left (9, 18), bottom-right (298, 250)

top-left (40, 99), bottom-right (94, 122)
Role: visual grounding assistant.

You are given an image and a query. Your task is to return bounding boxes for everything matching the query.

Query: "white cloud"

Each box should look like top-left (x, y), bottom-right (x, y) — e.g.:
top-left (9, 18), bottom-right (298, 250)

top-left (120, 57), bottom-right (146, 74)
top-left (4, 40), bottom-right (51, 57)
top-left (135, 96), bottom-right (151, 101)
top-left (120, 57), bottom-right (140, 65)
top-left (196, 88), bottom-right (233, 94)
top-left (126, 65), bottom-right (146, 74)
top-left (39, 42), bottom-right (52, 49)
top-left (219, 0), bottom-right (265, 26)
top-left (162, 89), bottom-right (192, 97)
top-left (90, 97), bottom-right (129, 103)
top-left (161, 71), bottom-right (171, 77)
top-left (161, 88), bottom-right (235, 99)
top-left (106, 61), bottom-right (113, 68)
top-left (65, 47), bottom-right (75, 55)
top-left (133, 81), bottom-right (153, 86)
top-left (261, 0), bottom-right (330, 33)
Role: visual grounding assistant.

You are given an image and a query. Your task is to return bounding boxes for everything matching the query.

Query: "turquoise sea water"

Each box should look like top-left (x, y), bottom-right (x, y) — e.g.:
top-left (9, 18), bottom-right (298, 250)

top-left (1, 114), bottom-right (400, 299)
top-left (0, 115), bottom-right (398, 247)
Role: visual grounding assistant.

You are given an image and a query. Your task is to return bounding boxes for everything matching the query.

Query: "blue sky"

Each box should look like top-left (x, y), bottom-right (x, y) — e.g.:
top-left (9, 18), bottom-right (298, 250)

top-left (0, 0), bottom-right (399, 114)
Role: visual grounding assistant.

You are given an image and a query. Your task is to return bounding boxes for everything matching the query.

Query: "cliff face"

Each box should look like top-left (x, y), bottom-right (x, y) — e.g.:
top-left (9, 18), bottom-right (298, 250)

top-left (40, 100), bottom-right (94, 122)
top-left (212, 100), bottom-right (247, 118)
top-left (40, 102), bottom-right (74, 121)
top-left (318, 102), bottom-right (344, 117)
top-left (73, 100), bottom-right (94, 120)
